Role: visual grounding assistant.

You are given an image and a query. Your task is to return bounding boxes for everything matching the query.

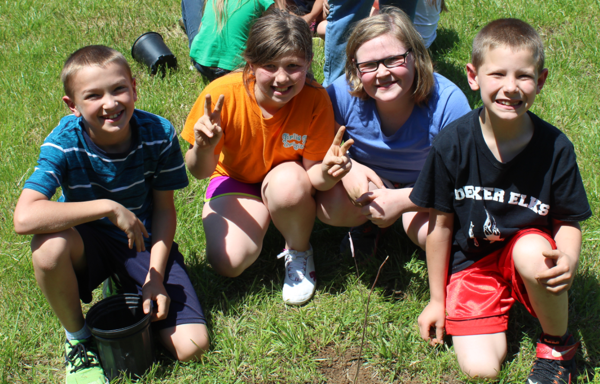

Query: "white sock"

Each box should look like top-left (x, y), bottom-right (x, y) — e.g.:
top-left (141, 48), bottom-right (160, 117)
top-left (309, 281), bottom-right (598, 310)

top-left (65, 322), bottom-right (92, 341)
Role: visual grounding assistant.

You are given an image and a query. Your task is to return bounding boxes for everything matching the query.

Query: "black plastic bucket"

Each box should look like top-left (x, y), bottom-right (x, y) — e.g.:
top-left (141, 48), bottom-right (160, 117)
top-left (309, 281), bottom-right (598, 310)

top-left (131, 32), bottom-right (177, 75)
top-left (86, 294), bottom-right (155, 380)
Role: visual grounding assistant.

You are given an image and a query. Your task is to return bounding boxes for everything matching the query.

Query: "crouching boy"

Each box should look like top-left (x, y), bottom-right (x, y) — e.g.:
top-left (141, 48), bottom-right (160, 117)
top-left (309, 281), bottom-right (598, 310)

top-left (410, 19), bottom-right (591, 382)
top-left (13, 45), bottom-right (208, 383)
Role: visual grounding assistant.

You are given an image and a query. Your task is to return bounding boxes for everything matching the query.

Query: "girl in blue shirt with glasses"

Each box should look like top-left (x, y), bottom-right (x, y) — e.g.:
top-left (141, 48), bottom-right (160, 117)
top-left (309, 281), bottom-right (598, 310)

top-left (316, 6), bottom-right (470, 257)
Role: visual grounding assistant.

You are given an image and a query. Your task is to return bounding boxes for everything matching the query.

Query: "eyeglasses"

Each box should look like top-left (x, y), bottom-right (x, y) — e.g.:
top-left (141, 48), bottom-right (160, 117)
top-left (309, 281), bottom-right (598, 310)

top-left (355, 49), bottom-right (412, 74)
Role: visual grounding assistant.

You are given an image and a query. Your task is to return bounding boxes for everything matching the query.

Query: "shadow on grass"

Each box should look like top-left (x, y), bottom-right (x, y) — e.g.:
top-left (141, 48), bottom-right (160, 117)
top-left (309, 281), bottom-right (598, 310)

top-left (183, 218), bottom-right (427, 325)
top-left (429, 27), bottom-right (481, 110)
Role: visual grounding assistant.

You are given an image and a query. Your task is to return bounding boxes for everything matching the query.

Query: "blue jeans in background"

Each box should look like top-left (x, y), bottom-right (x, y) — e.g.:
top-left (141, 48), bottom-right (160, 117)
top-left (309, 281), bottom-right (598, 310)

top-left (181, 0), bottom-right (204, 48)
top-left (322, 0), bottom-right (418, 87)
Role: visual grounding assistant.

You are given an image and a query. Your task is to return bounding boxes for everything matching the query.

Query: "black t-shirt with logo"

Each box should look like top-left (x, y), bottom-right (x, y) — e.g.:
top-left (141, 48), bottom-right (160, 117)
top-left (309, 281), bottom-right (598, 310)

top-left (410, 108), bottom-right (592, 274)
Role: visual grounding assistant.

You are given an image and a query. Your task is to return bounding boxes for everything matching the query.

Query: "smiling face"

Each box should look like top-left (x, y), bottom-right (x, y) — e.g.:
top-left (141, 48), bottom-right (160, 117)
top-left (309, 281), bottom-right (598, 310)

top-left (467, 45), bottom-right (548, 125)
top-left (251, 53), bottom-right (310, 116)
top-left (355, 33), bottom-right (415, 106)
top-left (62, 62), bottom-right (137, 151)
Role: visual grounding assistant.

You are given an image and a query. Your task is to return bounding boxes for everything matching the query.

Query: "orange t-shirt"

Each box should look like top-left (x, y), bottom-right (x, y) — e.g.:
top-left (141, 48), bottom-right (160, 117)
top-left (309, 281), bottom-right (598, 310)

top-left (181, 72), bottom-right (335, 184)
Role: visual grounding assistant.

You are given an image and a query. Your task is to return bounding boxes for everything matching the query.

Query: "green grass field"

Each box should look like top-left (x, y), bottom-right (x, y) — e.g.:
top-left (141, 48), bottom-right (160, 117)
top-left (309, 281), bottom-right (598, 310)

top-left (1, 0), bottom-right (599, 382)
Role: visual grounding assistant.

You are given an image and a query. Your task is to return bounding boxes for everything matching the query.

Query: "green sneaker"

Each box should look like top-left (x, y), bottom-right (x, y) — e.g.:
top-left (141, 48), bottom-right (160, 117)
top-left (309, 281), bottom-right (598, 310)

top-left (65, 339), bottom-right (107, 384)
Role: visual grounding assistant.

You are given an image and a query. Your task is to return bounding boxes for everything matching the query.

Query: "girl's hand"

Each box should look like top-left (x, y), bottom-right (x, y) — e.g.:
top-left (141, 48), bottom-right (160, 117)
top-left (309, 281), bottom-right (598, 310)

top-left (321, 126), bottom-right (354, 180)
top-left (418, 300), bottom-right (446, 346)
top-left (193, 94), bottom-right (224, 151)
top-left (108, 202), bottom-right (149, 252)
top-left (536, 249), bottom-right (578, 295)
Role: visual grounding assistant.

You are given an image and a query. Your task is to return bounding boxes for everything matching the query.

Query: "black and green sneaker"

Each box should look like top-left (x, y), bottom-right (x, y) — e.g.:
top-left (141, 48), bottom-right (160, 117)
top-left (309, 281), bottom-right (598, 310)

top-left (101, 274), bottom-right (124, 299)
top-left (65, 339), bottom-right (107, 384)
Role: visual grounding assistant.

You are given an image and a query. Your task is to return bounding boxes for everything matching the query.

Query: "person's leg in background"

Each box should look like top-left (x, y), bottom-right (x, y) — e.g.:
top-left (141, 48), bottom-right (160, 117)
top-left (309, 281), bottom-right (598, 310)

top-left (381, 0), bottom-right (418, 21)
top-left (322, 0), bottom-right (418, 87)
top-left (322, 1), bottom-right (372, 87)
top-left (181, 0), bottom-right (205, 48)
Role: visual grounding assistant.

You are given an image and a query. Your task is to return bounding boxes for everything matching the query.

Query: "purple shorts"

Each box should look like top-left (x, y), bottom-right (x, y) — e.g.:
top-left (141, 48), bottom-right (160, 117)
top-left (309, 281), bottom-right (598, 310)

top-left (205, 175), bottom-right (262, 202)
top-left (75, 223), bottom-right (205, 330)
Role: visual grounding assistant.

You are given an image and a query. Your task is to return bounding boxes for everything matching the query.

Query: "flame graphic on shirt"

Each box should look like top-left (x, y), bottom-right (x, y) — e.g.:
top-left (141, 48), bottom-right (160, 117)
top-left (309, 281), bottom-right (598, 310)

top-left (483, 208), bottom-right (502, 243)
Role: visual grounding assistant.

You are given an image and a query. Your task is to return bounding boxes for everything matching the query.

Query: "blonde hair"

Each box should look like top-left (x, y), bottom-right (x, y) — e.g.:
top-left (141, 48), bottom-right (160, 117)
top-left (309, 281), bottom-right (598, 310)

top-left (61, 45), bottom-right (132, 98)
top-left (212, 0), bottom-right (242, 33)
top-left (242, 9), bottom-right (314, 92)
top-left (471, 18), bottom-right (545, 74)
top-left (345, 6), bottom-right (435, 105)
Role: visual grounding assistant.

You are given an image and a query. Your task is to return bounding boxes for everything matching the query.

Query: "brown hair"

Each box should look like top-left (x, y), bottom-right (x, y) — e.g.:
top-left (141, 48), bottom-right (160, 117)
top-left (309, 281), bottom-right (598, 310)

top-left (344, 6), bottom-right (434, 105)
top-left (61, 45), bottom-right (132, 98)
top-left (471, 18), bottom-right (545, 73)
top-left (242, 9), bottom-right (314, 92)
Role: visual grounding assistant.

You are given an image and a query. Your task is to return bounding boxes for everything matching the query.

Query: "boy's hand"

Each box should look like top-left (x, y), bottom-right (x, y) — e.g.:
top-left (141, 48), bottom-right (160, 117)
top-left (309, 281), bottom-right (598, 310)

top-left (321, 126), bottom-right (354, 180)
top-left (342, 163), bottom-right (384, 206)
top-left (418, 300), bottom-right (446, 346)
top-left (108, 203), bottom-right (149, 252)
top-left (536, 249), bottom-right (578, 295)
top-left (193, 94), bottom-right (224, 151)
top-left (142, 273), bottom-right (171, 321)
top-left (356, 189), bottom-right (405, 228)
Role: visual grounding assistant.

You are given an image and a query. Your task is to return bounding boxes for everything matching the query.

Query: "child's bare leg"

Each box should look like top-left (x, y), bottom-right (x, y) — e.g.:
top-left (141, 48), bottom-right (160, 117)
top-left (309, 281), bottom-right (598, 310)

top-left (262, 161), bottom-right (315, 251)
top-left (402, 211), bottom-right (429, 250)
top-left (316, 20), bottom-right (327, 39)
top-left (316, 162), bottom-right (382, 227)
top-left (202, 196), bottom-right (270, 277)
top-left (513, 234), bottom-right (568, 336)
top-left (31, 229), bottom-right (86, 332)
top-left (158, 323), bottom-right (209, 362)
top-left (316, 182), bottom-right (367, 227)
top-left (452, 333), bottom-right (507, 379)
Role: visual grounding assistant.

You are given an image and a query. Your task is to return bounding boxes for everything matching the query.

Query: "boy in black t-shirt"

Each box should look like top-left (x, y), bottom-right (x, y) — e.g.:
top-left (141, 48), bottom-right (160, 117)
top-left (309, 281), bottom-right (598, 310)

top-left (410, 19), bottom-right (591, 382)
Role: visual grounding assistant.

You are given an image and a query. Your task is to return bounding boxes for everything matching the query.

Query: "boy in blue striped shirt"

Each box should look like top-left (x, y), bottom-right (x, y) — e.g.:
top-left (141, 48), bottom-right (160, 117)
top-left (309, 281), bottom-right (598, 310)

top-left (14, 45), bottom-right (208, 384)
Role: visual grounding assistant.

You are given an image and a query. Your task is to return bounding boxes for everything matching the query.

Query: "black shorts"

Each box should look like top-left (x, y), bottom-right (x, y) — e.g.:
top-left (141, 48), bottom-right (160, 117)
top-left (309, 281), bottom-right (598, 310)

top-left (75, 223), bottom-right (205, 330)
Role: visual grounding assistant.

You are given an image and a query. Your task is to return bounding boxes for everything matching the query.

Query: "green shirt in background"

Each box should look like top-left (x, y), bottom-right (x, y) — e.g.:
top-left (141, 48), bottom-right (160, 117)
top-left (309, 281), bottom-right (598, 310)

top-left (190, 0), bottom-right (274, 71)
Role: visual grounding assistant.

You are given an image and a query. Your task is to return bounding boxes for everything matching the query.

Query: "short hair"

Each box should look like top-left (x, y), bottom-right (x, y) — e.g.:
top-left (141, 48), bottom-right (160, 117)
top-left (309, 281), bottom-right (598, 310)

top-left (471, 18), bottom-right (545, 73)
top-left (242, 9), bottom-right (314, 92)
top-left (61, 45), bottom-right (132, 98)
top-left (344, 6), bottom-right (434, 105)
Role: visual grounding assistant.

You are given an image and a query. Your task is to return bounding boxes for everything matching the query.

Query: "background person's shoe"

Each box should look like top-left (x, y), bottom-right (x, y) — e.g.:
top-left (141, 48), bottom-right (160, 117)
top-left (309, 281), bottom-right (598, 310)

top-left (527, 334), bottom-right (579, 384)
top-left (278, 246), bottom-right (316, 305)
top-left (339, 221), bottom-right (387, 263)
top-left (65, 339), bottom-right (107, 384)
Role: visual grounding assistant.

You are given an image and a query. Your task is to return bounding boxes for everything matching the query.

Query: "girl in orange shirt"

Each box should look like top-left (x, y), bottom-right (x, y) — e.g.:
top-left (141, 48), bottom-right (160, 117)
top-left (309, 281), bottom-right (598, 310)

top-left (182, 9), bottom-right (352, 305)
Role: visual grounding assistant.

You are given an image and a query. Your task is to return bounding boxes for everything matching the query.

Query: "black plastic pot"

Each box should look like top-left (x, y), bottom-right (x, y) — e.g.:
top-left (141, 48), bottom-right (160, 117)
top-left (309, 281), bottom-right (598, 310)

top-left (131, 32), bottom-right (177, 75)
top-left (86, 294), bottom-right (155, 380)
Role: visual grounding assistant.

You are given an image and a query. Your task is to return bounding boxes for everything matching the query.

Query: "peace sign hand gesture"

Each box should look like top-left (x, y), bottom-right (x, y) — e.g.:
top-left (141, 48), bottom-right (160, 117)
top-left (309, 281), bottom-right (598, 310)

top-left (193, 94), bottom-right (224, 151)
top-left (321, 126), bottom-right (354, 180)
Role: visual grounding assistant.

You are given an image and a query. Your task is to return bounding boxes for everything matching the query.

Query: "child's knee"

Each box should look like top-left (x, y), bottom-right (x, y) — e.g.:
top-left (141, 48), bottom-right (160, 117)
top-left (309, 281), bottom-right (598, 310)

top-left (206, 246), bottom-right (260, 278)
top-left (160, 324), bottom-right (209, 362)
top-left (30, 232), bottom-right (73, 272)
top-left (512, 234), bottom-right (554, 281)
top-left (453, 333), bottom-right (506, 379)
top-left (459, 360), bottom-right (502, 380)
top-left (265, 163), bottom-right (312, 206)
top-left (315, 184), bottom-right (360, 225)
top-left (456, 349), bottom-right (503, 379)
top-left (402, 212), bottom-right (428, 250)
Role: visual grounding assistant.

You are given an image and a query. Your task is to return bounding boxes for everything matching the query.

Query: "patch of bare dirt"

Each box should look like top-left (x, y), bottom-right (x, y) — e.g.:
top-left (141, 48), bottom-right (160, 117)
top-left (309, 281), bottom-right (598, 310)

top-left (315, 345), bottom-right (387, 384)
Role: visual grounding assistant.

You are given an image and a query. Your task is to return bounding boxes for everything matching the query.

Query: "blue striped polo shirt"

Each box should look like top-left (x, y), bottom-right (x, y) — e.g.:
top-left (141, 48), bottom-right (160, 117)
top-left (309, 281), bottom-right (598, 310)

top-left (24, 109), bottom-right (189, 246)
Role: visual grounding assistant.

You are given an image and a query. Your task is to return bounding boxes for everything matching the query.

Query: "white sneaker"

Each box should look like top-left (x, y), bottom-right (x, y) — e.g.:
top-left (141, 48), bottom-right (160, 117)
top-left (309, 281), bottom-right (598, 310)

top-left (277, 246), bottom-right (316, 305)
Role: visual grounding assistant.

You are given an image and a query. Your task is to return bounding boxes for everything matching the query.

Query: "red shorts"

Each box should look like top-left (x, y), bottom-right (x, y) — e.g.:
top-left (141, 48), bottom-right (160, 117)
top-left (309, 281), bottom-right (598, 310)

top-left (445, 228), bottom-right (556, 336)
